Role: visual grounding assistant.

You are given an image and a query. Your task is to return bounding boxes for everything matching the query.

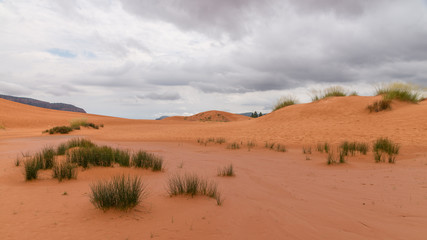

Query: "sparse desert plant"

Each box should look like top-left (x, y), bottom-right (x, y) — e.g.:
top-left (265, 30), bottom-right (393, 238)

top-left (56, 143), bottom-right (68, 155)
top-left (24, 158), bottom-right (40, 180)
top-left (367, 99), bottom-right (392, 112)
top-left (273, 96), bottom-right (298, 111)
top-left (132, 150), bottom-right (163, 171)
top-left (46, 126), bottom-right (73, 134)
top-left (340, 141), bottom-right (369, 156)
top-left (67, 138), bottom-right (96, 149)
top-left (311, 86), bottom-right (348, 101)
top-left (217, 164), bottom-right (234, 177)
top-left (90, 175), bottom-right (146, 211)
top-left (70, 118), bottom-right (88, 129)
top-left (265, 142), bottom-right (286, 152)
top-left (167, 173), bottom-right (221, 205)
top-left (302, 146), bottom-right (312, 154)
top-left (227, 142), bottom-right (241, 150)
top-left (15, 158), bottom-right (20, 166)
top-left (113, 149), bottom-right (130, 167)
top-left (246, 141), bottom-right (256, 150)
top-left (327, 151), bottom-right (337, 165)
top-left (338, 149), bottom-right (346, 163)
top-left (215, 138), bottom-right (226, 144)
top-left (376, 82), bottom-right (423, 103)
top-left (0, 123), bottom-right (5, 130)
top-left (373, 137), bottom-right (400, 163)
top-left (53, 161), bottom-right (77, 182)
top-left (349, 91), bottom-right (358, 96)
top-left (67, 146), bottom-right (116, 168)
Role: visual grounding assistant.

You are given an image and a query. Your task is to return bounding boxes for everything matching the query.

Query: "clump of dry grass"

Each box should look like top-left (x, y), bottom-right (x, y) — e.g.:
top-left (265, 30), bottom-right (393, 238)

top-left (273, 96), bottom-right (298, 111)
top-left (311, 86), bottom-right (348, 101)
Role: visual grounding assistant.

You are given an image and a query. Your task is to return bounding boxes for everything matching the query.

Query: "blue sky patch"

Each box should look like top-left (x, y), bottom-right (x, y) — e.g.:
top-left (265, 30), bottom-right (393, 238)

top-left (47, 48), bottom-right (77, 58)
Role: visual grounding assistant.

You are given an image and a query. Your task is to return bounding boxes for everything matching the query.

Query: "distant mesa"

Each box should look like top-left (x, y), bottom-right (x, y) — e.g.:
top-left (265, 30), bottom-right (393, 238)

top-left (162, 110), bottom-right (251, 122)
top-left (155, 116), bottom-right (169, 120)
top-left (0, 94), bottom-right (86, 113)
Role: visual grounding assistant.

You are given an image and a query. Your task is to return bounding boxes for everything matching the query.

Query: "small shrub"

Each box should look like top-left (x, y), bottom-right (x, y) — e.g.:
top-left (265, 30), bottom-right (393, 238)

top-left (167, 173), bottom-right (221, 204)
top-left (90, 175), bottom-right (145, 211)
top-left (367, 99), bottom-right (392, 112)
top-left (67, 146), bottom-right (116, 168)
top-left (0, 123), bottom-right (5, 130)
top-left (215, 138), bottom-right (226, 144)
top-left (70, 118), bottom-right (88, 129)
top-left (273, 96), bottom-right (298, 111)
top-left (67, 138), bottom-right (96, 149)
top-left (24, 158), bottom-right (39, 180)
top-left (132, 150), bottom-right (163, 171)
top-left (311, 86), bottom-right (348, 101)
top-left (275, 144), bottom-right (286, 152)
top-left (56, 143), bottom-right (68, 155)
top-left (218, 164), bottom-right (234, 177)
top-left (113, 149), bottom-right (130, 167)
top-left (227, 142), bottom-right (241, 150)
top-left (373, 138), bottom-right (400, 163)
top-left (327, 152), bottom-right (337, 165)
top-left (340, 141), bottom-right (369, 156)
top-left (47, 126), bottom-right (73, 134)
top-left (376, 82), bottom-right (423, 103)
top-left (302, 146), bottom-right (312, 154)
top-left (15, 157), bottom-right (20, 166)
top-left (246, 141), bottom-right (256, 150)
top-left (53, 161), bottom-right (77, 182)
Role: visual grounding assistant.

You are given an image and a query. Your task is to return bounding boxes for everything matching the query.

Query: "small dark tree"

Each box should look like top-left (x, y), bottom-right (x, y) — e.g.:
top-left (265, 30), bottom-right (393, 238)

top-left (259, 112), bottom-right (263, 117)
top-left (253, 111), bottom-right (258, 118)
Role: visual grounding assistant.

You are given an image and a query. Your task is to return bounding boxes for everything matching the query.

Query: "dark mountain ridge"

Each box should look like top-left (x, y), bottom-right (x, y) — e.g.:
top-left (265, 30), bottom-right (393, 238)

top-left (0, 94), bottom-right (86, 113)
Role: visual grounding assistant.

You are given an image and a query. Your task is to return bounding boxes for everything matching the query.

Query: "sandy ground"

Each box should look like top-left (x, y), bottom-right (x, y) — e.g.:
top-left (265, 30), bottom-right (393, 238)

top-left (1, 97), bottom-right (427, 239)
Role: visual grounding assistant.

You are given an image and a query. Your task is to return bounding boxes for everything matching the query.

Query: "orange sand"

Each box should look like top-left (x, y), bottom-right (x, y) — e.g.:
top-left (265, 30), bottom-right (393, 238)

top-left (1, 97), bottom-right (427, 239)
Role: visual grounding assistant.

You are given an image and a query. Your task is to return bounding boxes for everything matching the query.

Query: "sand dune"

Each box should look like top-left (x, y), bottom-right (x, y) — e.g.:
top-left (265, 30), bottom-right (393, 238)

top-left (1, 97), bottom-right (427, 239)
top-left (163, 110), bottom-right (251, 122)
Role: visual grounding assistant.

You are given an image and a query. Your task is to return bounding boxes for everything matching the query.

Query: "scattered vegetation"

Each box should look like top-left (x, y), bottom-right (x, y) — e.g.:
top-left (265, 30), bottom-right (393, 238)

top-left (53, 161), bottom-right (77, 182)
top-left (265, 142), bottom-right (287, 152)
top-left (339, 141), bottom-right (369, 156)
top-left (90, 175), bottom-right (146, 211)
top-left (197, 137), bottom-right (226, 146)
top-left (273, 96), bottom-right (298, 111)
top-left (167, 173), bottom-right (222, 205)
top-left (0, 123), bottom-right (5, 130)
top-left (373, 138), bottom-right (400, 163)
top-left (24, 158), bottom-right (40, 180)
top-left (132, 150), bottom-right (163, 171)
top-left (45, 126), bottom-right (73, 134)
top-left (316, 142), bottom-right (330, 153)
top-left (367, 99), bottom-right (392, 112)
top-left (327, 148), bottom-right (347, 165)
top-left (376, 82), bottom-right (423, 103)
top-left (43, 119), bottom-right (103, 135)
top-left (227, 142), bottom-right (241, 150)
top-left (302, 146), bottom-right (312, 154)
top-left (217, 164), bottom-right (235, 177)
top-left (246, 141), bottom-right (256, 150)
top-left (311, 86), bottom-right (348, 101)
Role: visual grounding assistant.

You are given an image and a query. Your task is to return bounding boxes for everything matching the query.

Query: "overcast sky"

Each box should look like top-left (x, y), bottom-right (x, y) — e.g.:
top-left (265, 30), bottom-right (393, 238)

top-left (1, 0), bottom-right (426, 119)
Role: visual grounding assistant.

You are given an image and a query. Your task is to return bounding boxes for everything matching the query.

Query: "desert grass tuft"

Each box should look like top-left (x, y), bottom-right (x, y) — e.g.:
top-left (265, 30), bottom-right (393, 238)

top-left (340, 141), bottom-right (369, 156)
top-left (227, 142), bottom-right (241, 150)
top-left (273, 96), bottom-right (298, 111)
top-left (367, 99), bottom-right (392, 112)
top-left (215, 138), bottom-right (226, 144)
top-left (311, 86), bottom-right (348, 101)
top-left (90, 174), bottom-right (146, 211)
top-left (46, 126), bottom-right (73, 134)
top-left (167, 173), bottom-right (222, 205)
top-left (67, 146), bottom-right (115, 168)
top-left (217, 164), bottom-right (235, 177)
top-left (302, 146), bottom-right (312, 154)
top-left (53, 161), bottom-right (78, 182)
top-left (113, 149), bottom-right (130, 167)
top-left (373, 137), bottom-right (400, 163)
top-left (24, 158), bottom-right (40, 180)
top-left (132, 150), bottom-right (163, 171)
top-left (376, 82), bottom-right (423, 103)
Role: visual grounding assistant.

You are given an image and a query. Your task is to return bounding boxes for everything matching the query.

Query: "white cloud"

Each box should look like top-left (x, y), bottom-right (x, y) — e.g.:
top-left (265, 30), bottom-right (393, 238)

top-left (0, 0), bottom-right (426, 119)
